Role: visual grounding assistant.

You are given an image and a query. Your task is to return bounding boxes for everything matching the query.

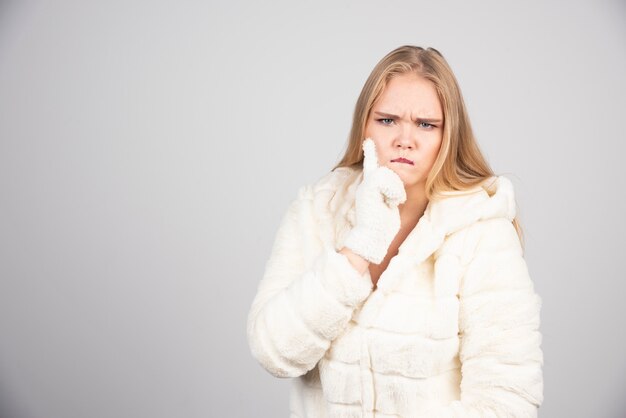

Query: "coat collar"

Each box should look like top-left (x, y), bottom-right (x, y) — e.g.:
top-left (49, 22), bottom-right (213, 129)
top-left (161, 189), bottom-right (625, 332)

top-left (331, 168), bottom-right (517, 270)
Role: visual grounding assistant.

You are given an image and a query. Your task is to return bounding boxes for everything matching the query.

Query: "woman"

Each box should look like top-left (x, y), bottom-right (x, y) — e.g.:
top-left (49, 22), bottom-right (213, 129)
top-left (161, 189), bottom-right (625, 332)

top-left (246, 45), bottom-right (544, 417)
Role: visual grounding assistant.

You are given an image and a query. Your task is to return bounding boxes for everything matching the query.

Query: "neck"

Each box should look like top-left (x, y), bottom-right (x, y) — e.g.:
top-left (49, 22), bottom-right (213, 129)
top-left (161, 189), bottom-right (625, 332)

top-left (399, 182), bottom-right (429, 227)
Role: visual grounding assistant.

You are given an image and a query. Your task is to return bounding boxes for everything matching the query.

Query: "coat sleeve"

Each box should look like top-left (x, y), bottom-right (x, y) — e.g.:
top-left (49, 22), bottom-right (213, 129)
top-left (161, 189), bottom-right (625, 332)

top-left (246, 185), bottom-right (374, 378)
top-left (429, 217), bottom-right (544, 418)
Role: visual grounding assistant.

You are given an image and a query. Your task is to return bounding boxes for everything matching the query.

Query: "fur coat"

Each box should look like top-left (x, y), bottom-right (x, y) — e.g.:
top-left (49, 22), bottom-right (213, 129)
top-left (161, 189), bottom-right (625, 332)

top-left (247, 166), bottom-right (544, 417)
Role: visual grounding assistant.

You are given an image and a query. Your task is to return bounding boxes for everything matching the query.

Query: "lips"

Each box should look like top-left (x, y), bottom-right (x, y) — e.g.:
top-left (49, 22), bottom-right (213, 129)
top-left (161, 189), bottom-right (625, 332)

top-left (391, 157), bottom-right (414, 165)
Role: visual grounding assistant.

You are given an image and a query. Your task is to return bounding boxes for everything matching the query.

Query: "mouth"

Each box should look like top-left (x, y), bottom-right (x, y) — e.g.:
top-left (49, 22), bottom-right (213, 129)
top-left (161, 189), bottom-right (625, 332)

top-left (391, 157), bottom-right (414, 165)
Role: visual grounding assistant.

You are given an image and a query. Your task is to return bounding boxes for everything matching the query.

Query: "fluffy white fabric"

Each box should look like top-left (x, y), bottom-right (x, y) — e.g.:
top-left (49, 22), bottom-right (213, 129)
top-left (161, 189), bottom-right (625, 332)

top-left (247, 167), bottom-right (544, 417)
top-left (342, 138), bottom-right (407, 265)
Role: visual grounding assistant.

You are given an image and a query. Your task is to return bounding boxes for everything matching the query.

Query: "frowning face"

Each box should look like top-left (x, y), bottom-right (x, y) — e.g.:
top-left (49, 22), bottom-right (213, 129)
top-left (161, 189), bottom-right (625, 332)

top-left (364, 72), bottom-right (444, 191)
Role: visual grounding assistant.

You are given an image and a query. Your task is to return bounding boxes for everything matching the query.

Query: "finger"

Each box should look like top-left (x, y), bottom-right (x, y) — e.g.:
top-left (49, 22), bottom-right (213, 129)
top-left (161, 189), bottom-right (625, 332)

top-left (378, 167), bottom-right (407, 206)
top-left (384, 190), bottom-right (407, 207)
top-left (362, 138), bottom-right (379, 177)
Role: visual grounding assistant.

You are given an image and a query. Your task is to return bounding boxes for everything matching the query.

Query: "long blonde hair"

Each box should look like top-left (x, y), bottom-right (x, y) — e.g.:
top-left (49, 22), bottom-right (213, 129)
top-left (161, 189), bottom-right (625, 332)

top-left (332, 45), bottom-right (525, 251)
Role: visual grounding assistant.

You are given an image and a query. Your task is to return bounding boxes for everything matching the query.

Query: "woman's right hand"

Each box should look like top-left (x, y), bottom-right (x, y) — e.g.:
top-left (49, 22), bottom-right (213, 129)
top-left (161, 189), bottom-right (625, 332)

top-left (342, 138), bottom-right (407, 265)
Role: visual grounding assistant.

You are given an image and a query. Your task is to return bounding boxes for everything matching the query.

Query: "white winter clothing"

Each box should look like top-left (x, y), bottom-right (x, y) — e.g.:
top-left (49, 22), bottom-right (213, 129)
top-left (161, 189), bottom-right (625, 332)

top-left (247, 166), bottom-right (544, 417)
top-left (343, 138), bottom-right (407, 265)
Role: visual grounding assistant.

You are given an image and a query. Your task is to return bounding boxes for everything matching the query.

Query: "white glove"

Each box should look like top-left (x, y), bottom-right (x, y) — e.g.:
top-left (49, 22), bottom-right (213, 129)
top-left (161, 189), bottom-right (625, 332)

top-left (342, 138), bottom-right (407, 265)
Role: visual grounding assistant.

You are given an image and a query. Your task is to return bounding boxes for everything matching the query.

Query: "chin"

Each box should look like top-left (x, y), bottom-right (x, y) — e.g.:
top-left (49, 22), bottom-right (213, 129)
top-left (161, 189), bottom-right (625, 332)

top-left (386, 165), bottom-right (412, 181)
top-left (394, 172), bottom-right (415, 188)
top-left (397, 172), bottom-right (424, 189)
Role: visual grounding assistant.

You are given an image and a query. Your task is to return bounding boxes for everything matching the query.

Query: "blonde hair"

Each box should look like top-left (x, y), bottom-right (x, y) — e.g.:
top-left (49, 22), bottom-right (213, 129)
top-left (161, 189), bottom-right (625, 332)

top-left (332, 45), bottom-right (525, 251)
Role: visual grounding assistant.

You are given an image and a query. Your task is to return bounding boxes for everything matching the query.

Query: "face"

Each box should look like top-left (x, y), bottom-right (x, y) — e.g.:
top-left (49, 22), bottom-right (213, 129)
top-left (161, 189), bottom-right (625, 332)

top-left (364, 72), bottom-right (444, 191)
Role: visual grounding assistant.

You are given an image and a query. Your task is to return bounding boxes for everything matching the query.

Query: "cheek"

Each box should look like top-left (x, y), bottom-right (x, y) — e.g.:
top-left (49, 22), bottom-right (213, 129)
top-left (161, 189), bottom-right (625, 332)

top-left (363, 121), bottom-right (377, 138)
top-left (426, 139), bottom-right (443, 162)
top-left (365, 128), bottom-right (391, 150)
top-left (364, 124), bottom-right (386, 145)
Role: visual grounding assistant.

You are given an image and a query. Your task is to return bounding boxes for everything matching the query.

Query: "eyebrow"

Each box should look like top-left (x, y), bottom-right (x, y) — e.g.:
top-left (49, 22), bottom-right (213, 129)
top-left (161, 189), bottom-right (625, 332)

top-left (374, 111), bottom-right (443, 124)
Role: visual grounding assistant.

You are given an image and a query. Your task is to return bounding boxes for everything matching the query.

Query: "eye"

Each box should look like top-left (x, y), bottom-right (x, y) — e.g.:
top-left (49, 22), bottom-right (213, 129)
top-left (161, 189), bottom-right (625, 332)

top-left (377, 118), bottom-right (394, 125)
top-left (418, 121), bottom-right (434, 129)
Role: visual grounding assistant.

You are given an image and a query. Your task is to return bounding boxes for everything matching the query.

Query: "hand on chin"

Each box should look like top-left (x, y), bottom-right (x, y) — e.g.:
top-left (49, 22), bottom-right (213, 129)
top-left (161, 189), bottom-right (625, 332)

top-left (384, 163), bottom-right (408, 186)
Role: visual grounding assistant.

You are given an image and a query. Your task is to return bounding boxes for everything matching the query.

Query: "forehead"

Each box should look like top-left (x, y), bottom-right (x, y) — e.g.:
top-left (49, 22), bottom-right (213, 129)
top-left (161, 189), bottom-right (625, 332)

top-left (375, 73), bottom-right (442, 118)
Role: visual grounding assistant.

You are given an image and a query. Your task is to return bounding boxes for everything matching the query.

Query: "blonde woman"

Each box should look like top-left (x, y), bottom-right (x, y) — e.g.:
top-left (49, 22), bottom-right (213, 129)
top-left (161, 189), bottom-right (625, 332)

top-left (246, 45), bottom-right (544, 417)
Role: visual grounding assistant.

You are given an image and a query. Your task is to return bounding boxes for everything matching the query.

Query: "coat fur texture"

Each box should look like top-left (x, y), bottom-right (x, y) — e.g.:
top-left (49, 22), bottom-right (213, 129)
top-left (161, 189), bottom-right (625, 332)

top-left (247, 167), bottom-right (544, 417)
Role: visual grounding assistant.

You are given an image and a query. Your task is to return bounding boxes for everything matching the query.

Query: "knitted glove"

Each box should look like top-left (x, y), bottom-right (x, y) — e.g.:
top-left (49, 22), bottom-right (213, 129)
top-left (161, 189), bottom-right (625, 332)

top-left (342, 138), bottom-right (406, 265)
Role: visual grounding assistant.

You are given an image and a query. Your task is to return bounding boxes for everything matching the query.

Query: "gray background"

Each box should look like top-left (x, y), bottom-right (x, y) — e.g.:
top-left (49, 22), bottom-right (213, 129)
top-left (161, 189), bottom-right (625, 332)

top-left (0, 0), bottom-right (624, 417)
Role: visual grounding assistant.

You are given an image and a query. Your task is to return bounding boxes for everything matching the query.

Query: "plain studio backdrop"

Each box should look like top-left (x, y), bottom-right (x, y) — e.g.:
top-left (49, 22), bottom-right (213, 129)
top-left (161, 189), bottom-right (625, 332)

top-left (0, 0), bottom-right (624, 417)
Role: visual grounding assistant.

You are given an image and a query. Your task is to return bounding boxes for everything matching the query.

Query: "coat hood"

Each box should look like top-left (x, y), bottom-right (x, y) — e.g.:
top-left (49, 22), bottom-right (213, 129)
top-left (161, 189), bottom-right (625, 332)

top-left (310, 167), bottom-right (518, 273)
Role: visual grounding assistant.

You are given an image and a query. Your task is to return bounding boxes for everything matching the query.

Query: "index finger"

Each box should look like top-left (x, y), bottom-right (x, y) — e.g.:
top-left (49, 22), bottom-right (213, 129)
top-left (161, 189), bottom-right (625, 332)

top-left (362, 138), bottom-right (379, 176)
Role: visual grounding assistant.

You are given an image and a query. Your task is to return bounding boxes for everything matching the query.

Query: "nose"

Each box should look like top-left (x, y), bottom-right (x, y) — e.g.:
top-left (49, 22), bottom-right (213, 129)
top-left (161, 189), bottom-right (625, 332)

top-left (393, 125), bottom-right (416, 150)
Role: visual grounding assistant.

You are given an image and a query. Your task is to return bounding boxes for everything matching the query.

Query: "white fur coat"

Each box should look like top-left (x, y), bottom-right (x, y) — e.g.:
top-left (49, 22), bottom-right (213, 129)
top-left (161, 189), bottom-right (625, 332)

top-left (247, 167), bottom-right (544, 417)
